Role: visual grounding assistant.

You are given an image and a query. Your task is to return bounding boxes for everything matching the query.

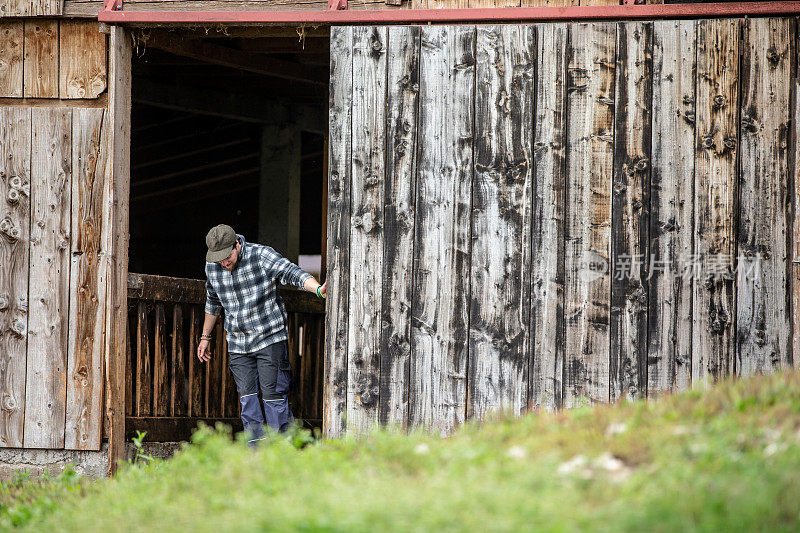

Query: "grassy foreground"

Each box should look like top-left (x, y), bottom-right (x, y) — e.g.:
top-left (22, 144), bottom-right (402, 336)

top-left (3, 371), bottom-right (800, 532)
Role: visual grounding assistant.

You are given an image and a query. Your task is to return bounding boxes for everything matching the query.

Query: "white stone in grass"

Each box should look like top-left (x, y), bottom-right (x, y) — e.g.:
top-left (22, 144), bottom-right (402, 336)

top-left (557, 455), bottom-right (588, 476)
top-left (507, 446), bottom-right (526, 460)
top-left (606, 422), bottom-right (627, 436)
top-left (671, 425), bottom-right (690, 436)
top-left (764, 442), bottom-right (786, 457)
top-left (594, 452), bottom-right (632, 483)
top-left (414, 443), bottom-right (430, 455)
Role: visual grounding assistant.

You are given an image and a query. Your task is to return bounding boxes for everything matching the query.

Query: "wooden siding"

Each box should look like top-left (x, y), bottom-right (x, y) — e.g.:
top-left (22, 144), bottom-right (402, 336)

top-left (0, 20), bottom-right (106, 101)
top-left (0, 20), bottom-right (110, 451)
top-left (327, 18), bottom-right (800, 435)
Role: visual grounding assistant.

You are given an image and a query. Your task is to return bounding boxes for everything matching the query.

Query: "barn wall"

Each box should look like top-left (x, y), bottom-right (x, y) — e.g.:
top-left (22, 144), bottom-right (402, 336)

top-left (324, 18), bottom-right (799, 436)
top-left (0, 19), bottom-right (110, 451)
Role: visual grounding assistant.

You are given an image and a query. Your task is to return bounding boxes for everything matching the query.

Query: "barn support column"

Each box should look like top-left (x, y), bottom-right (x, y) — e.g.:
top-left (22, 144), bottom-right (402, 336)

top-left (258, 122), bottom-right (301, 263)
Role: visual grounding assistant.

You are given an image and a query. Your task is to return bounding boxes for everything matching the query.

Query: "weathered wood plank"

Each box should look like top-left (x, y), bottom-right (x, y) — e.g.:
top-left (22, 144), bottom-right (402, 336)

top-left (0, 22), bottom-right (24, 98)
top-left (135, 302), bottom-right (152, 416)
top-left (59, 21), bottom-right (107, 100)
top-left (66, 107), bottom-right (107, 451)
top-left (24, 108), bottom-right (71, 449)
top-left (4, 0), bottom-right (62, 16)
top-left (793, 19), bottom-right (800, 372)
top-left (469, 24), bottom-right (534, 419)
top-left (346, 25), bottom-right (387, 433)
top-left (530, 23), bottom-right (568, 412)
top-left (105, 25), bottom-right (132, 474)
top-left (0, 108), bottom-right (31, 448)
top-left (410, 25), bottom-right (474, 434)
top-left (378, 25), bottom-right (419, 428)
top-left (323, 26), bottom-right (352, 438)
top-left (188, 305), bottom-right (204, 417)
top-left (23, 21), bottom-right (59, 99)
top-left (153, 302), bottom-right (170, 417)
top-left (737, 17), bottom-right (793, 377)
top-left (564, 23), bottom-right (616, 408)
top-left (648, 20), bottom-right (696, 397)
top-left (693, 18), bottom-right (739, 387)
top-left (171, 304), bottom-right (187, 416)
top-left (610, 22), bottom-right (653, 403)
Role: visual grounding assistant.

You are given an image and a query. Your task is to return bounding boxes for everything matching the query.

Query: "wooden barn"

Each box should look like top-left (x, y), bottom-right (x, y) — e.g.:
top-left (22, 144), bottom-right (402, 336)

top-left (1, 0), bottom-right (800, 475)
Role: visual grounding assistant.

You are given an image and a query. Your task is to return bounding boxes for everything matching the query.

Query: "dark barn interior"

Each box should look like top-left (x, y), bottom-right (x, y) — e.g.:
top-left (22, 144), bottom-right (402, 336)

top-left (129, 30), bottom-right (329, 280)
top-left (124, 30), bottom-right (330, 440)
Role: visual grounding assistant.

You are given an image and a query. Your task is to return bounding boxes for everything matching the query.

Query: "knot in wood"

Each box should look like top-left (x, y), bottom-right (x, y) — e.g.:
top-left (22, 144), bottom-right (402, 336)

top-left (2, 394), bottom-right (16, 410)
top-left (741, 116), bottom-right (758, 133)
top-left (713, 94), bottom-right (727, 109)
top-left (365, 173), bottom-right (379, 187)
top-left (683, 111), bottom-right (696, 125)
top-left (0, 293), bottom-right (8, 311)
top-left (370, 37), bottom-right (383, 52)
top-left (7, 188), bottom-right (19, 205)
top-left (767, 48), bottom-right (781, 66)
top-left (634, 158), bottom-right (648, 172)
top-left (0, 217), bottom-right (17, 242)
top-left (701, 135), bottom-right (715, 150)
top-left (723, 137), bottom-right (737, 150)
top-left (11, 319), bottom-right (26, 337)
top-left (9, 175), bottom-right (22, 190)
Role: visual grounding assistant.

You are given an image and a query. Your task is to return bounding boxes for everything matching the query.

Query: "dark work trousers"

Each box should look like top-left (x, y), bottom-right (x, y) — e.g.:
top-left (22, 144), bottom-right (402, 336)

top-left (228, 340), bottom-right (294, 442)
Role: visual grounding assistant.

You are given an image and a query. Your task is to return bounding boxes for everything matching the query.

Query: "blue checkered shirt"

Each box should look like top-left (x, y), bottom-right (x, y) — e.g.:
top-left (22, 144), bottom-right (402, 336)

top-left (204, 235), bottom-right (312, 354)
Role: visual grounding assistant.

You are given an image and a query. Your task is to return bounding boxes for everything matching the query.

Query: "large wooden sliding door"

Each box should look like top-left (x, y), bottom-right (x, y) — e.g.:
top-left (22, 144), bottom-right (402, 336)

top-left (325, 19), bottom-right (799, 438)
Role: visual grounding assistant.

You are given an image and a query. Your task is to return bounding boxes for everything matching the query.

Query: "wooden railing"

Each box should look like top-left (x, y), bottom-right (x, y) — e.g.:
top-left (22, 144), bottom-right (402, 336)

top-left (125, 273), bottom-right (325, 441)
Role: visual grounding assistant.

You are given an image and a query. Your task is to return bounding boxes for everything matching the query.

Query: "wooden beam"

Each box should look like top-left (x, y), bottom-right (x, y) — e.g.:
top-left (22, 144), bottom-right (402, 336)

top-left (131, 166), bottom-right (259, 202)
top-left (105, 26), bottom-right (132, 476)
top-left (142, 31), bottom-right (327, 86)
top-left (134, 151), bottom-right (258, 187)
top-left (133, 78), bottom-right (326, 133)
top-left (230, 37), bottom-right (329, 55)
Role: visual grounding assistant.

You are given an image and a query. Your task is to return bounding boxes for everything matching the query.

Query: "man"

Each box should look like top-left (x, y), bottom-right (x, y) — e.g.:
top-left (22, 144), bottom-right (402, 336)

top-left (197, 224), bottom-right (326, 444)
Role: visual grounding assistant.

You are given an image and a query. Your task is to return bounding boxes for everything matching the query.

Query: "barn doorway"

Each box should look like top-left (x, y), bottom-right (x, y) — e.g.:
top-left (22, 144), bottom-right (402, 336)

top-left (125, 28), bottom-right (329, 442)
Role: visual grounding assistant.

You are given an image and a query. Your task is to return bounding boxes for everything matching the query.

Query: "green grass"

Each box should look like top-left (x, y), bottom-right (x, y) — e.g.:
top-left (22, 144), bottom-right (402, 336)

top-left (4, 370), bottom-right (800, 532)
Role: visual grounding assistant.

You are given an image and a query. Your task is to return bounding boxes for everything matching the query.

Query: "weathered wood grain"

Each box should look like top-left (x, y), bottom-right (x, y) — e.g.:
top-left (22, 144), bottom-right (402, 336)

top-left (693, 18), bottom-right (739, 387)
top-left (793, 20), bottom-right (800, 372)
top-left (171, 304), bottom-right (187, 416)
top-left (737, 17), bottom-right (793, 377)
top-left (610, 22), bottom-right (652, 403)
top-left (105, 25), bottom-right (131, 474)
top-left (23, 21), bottom-right (59, 99)
top-left (469, 24), bottom-right (534, 419)
top-left (136, 302), bottom-right (152, 416)
top-left (153, 303), bottom-right (170, 417)
top-left (648, 20), bottom-right (696, 397)
top-left (378, 25), bottom-right (419, 428)
top-left (188, 305), bottom-right (205, 417)
top-left (3, 0), bottom-right (62, 16)
top-left (0, 22), bottom-right (24, 98)
top-left (410, 25), bottom-right (474, 434)
top-left (66, 107), bottom-right (107, 451)
top-left (24, 108), bottom-right (71, 450)
top-left (0, 108), bottom-right (31, 448)
top-left (59, 21), bottom-right (107, 100)
top-left (530, 23), bottom-right (568, 412)
top-left (323, 26), bottom-right (352, 438)
top-left (346, 25), bottom-right (387, 433)
top-left (564, 23), bottom-right (615, 408)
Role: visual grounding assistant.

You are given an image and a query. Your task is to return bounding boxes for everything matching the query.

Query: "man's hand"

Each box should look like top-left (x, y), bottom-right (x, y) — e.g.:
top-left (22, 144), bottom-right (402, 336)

top-left (197, 339), bottom-right (212, 362)
top-left (320, 280), bottom-right (327, 298)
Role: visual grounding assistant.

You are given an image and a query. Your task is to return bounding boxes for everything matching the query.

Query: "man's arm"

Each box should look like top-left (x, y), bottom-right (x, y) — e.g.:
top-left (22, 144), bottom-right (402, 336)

top-left (197, 313), bottom-right (218, 362)
top-left (261, 247), bottom-right (327, 298)
top-left (199, 275), bottom-right (223, 362)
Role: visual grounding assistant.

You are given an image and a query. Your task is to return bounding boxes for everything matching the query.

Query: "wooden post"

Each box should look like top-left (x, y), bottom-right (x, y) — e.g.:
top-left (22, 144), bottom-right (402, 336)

top-left (105, 26), bottom-right (131, 476)
top-left (258, 122), bottom-right (301, 263)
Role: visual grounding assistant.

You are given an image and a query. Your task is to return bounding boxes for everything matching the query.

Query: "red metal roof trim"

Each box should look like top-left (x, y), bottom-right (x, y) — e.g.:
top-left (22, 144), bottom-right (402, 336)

top-left (99, 2), bottom-right (800, 25)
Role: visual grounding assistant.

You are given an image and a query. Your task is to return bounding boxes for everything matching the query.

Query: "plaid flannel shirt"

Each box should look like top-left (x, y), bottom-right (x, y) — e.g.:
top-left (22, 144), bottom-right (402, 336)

top-left (205, 235), bottom-right (312, 354)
